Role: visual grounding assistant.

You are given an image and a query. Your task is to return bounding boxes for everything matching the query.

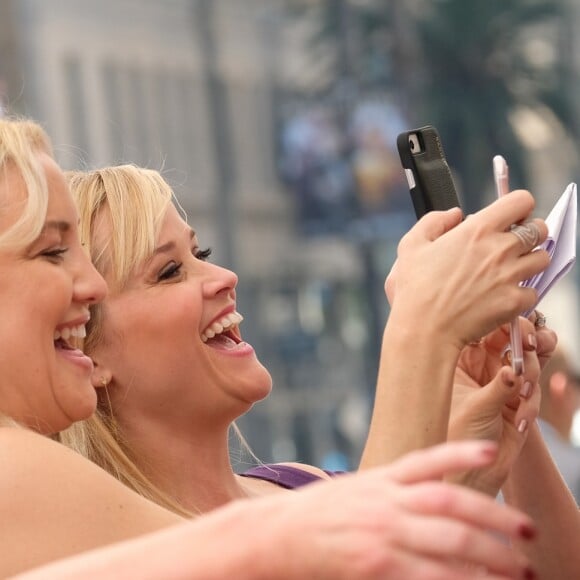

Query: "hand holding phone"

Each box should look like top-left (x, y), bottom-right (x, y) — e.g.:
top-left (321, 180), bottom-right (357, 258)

top-left (396, 125), bottom-right (460, 219)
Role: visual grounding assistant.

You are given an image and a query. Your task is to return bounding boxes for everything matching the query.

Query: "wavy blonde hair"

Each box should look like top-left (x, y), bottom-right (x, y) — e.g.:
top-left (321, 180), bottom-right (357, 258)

top-left (0, 118), bottom-right (52, 431)
top-left (0, 117), bottom-right (53, 249)
top-left (63, 165), bottom-right (255, 516)
top-left (61, 165), bottom-right (192, 515)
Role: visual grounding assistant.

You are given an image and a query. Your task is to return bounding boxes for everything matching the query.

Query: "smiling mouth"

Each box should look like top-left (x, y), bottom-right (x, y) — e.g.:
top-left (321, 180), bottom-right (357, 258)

top-left (201, 311), bottom-right (243, 347)
top-left (54, 324), bottom-right (87, 351)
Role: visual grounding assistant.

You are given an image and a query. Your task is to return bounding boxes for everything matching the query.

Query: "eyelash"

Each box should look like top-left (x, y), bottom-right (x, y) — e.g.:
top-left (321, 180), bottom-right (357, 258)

top-left (41, 248), bottom-right (68, 263)
top-left (157, 247), bottom-right (212, 281)
top-left (196, 247), bottom-right (212, 261)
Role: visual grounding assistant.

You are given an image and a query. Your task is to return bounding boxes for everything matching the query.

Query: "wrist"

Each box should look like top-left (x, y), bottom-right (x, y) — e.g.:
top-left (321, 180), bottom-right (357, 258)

top-left (384, 307), bottom-right (463, 364)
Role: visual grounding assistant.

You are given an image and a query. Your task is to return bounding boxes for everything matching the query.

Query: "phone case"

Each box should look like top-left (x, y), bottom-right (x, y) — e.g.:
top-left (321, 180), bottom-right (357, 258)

top-left (396, 125), bottom-right (460, 219)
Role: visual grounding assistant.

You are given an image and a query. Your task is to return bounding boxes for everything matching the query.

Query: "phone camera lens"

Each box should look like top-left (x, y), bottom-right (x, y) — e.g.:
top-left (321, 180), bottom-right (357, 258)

top-left (408, 134), bottom-right (421, 154)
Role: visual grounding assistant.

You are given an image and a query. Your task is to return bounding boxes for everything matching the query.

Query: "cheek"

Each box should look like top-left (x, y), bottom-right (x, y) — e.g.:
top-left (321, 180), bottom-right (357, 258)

top-left (148, 291), bottom-right (204, 338)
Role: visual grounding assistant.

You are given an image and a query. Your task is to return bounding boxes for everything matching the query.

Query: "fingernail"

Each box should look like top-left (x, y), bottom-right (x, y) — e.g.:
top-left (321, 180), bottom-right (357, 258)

top-left (479, 442), bottom-right (498, 458)
top-left (528, 333), bottom-right (537, 349)
top-left (520, 381), bottom-right (533, 399)
top-left (503, 369), bottom-right (516, 388)
top-left (518, 419), bottom-right (529, 433)
top-left (519, 523), bottom-right (537, 540)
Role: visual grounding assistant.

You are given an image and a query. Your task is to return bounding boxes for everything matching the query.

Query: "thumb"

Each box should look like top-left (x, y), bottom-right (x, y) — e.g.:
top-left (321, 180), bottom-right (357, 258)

top-left (413, 206), bottom-right (463, 242)
top-left (479, 366), bottom-right (522, 414)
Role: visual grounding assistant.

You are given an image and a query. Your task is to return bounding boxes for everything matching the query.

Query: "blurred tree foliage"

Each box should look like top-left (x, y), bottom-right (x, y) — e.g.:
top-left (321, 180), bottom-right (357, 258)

top-left (289, 0), bottom-right (576, 211)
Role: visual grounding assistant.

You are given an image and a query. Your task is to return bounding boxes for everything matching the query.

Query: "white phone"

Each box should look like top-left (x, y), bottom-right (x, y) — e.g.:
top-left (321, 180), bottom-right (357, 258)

top-left (493, 155), bottom-right (524, 376)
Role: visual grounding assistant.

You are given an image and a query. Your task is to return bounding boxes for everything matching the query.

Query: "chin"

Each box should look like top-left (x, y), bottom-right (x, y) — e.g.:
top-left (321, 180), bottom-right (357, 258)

top-left (58, 384), bottom-right (98, 426)
top-left (247, 369), bottom-right (274, 402)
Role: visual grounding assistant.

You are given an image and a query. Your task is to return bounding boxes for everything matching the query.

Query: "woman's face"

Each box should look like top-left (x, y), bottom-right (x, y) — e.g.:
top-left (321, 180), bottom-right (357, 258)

top-left (0, 154), bottom-right (107, 433)
top-left (91, 204), bottom-right (273, 430)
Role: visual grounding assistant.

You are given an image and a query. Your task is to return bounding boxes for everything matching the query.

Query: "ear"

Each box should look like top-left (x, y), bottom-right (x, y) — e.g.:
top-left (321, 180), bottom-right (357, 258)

top-left (90, 362), bottom-right (113, 390)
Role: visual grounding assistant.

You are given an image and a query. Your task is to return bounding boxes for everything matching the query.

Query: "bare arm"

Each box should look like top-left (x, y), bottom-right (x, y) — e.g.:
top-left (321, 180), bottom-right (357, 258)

top-left (13, 441), bottom-right (538, 580)
top-left (0, 428), bottom-right (180, 577)
top-left (502, 421), bottom-right (580, 579)
top-left (360, 314), bottom-right (459, 465)
top-left (360, 192), bottom-right (549, 468)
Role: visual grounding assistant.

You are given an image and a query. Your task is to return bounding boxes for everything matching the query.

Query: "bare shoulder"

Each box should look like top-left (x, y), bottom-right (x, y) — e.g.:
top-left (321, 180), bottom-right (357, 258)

top-left (0, 426), bottom-right (180, 577)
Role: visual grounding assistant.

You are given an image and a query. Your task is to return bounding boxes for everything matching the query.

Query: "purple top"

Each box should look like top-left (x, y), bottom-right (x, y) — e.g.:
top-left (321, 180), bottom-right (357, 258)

top-left (239, 464), bottom-right (343, 490)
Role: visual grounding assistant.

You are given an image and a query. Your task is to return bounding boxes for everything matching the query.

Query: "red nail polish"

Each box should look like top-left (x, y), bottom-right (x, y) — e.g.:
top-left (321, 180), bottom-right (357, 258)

top-left (519, 523), bottom-right (537, 540)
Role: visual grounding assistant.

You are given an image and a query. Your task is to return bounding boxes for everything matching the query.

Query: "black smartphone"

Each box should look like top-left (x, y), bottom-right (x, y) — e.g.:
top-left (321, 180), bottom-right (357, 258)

top-left (396, 125), bottom-right (460, 219)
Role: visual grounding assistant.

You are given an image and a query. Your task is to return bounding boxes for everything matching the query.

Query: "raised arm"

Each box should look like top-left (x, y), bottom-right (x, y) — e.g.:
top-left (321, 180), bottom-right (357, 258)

top-left (361, 191), bottom-right (548, 468)
top-left (502, 421), bottom-right (580, 579)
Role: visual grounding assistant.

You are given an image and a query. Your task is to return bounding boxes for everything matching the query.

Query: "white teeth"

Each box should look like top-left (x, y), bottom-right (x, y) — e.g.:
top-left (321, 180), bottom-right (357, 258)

top-left (211, 322), bottom-right (224, 334)
top-left (201, 311), bottom-right (243, 343)
top-left (70, 325), bottom-right (87, 338)
top-left (54, 324), bottom-right (87, 342)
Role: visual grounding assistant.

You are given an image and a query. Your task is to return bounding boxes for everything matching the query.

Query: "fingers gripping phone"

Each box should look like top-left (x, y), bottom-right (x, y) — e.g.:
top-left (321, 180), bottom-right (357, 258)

top-left (396, 125), bottom-right (461, 219)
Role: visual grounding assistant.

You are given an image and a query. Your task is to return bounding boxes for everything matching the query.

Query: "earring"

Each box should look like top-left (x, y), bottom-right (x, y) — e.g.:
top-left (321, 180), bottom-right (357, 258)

top-left (100, 377), bottom-right (109, 388)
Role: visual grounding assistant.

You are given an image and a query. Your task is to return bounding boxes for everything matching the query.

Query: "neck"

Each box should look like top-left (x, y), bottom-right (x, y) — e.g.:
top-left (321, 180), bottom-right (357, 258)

top-left (117, 414), bottom-right (250, 513)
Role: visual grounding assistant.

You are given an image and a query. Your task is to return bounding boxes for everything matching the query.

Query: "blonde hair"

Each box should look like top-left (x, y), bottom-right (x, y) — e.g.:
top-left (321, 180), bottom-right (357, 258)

top-left (62, 165), bottom-right (192, 515)
top-left (0, 118), bottom-right (54, 432)
top-left (65, 165), bottom-right (258, 515)
top-left (0, 117), bottom-right (53, 249)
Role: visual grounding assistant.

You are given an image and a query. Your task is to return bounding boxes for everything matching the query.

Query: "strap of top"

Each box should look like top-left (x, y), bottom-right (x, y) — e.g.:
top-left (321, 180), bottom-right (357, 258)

top-left (239, 464), bottom-right (343, 490)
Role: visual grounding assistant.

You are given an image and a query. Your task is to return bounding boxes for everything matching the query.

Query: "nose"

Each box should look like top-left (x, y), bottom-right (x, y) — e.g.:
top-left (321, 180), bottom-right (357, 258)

top-left (202, 262), bottom-right (238, 298)
top-left (74, 251), bottom-right (108, 305)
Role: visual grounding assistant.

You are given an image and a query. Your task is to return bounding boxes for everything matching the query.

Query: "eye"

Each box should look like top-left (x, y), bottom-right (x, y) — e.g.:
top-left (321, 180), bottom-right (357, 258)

top-left (158, 261), bottom-right (182, 281)
top-left (195, 247), bottom-right (212, 261)
top-left (41, 248), bottom-right (68, 263)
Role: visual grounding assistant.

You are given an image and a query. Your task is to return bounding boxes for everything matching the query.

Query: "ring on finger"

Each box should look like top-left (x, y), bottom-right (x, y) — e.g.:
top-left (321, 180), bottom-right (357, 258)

top-left (501, 345), bottom-right (513, 367)
top-left (510, 222), bottom-right (541, 252)
top-left (534, 310), bottom-right (547, 329)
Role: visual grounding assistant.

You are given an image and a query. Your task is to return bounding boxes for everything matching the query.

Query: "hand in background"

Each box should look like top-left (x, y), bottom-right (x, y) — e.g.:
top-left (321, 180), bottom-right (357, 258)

top-left (447, 316), bottom-right (557, 495)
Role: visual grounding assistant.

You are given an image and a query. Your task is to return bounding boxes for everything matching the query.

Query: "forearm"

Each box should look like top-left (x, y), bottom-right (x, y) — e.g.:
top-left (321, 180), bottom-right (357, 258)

top-left (359, 309), bottom-right (461, 469)
top-left (502, 421), bottom-right (580, 579)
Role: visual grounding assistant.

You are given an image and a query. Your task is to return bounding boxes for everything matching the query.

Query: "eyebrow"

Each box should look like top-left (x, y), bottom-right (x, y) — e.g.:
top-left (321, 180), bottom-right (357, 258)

top-left (25, 220), bottom-right (72, 253)
top-left (42, 220), bottom-right (71, 233)
top-left (152, 228), bottom-right (196, 256)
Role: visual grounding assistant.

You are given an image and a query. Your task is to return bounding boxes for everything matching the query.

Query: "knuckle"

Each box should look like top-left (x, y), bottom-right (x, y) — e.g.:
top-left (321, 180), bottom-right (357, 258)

top-left (448, 526), bottom-right (475, 553)
top-left (353, 548), bottom-right (399, 578)
top-left (501, 287), bottom-right (522, 314)
top-left (418, 483), bottom-right (457, 513)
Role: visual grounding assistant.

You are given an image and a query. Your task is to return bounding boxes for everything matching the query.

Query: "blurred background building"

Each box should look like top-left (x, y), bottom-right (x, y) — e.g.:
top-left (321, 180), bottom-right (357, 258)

top-left (1, 0), bottom-right (579, 468)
